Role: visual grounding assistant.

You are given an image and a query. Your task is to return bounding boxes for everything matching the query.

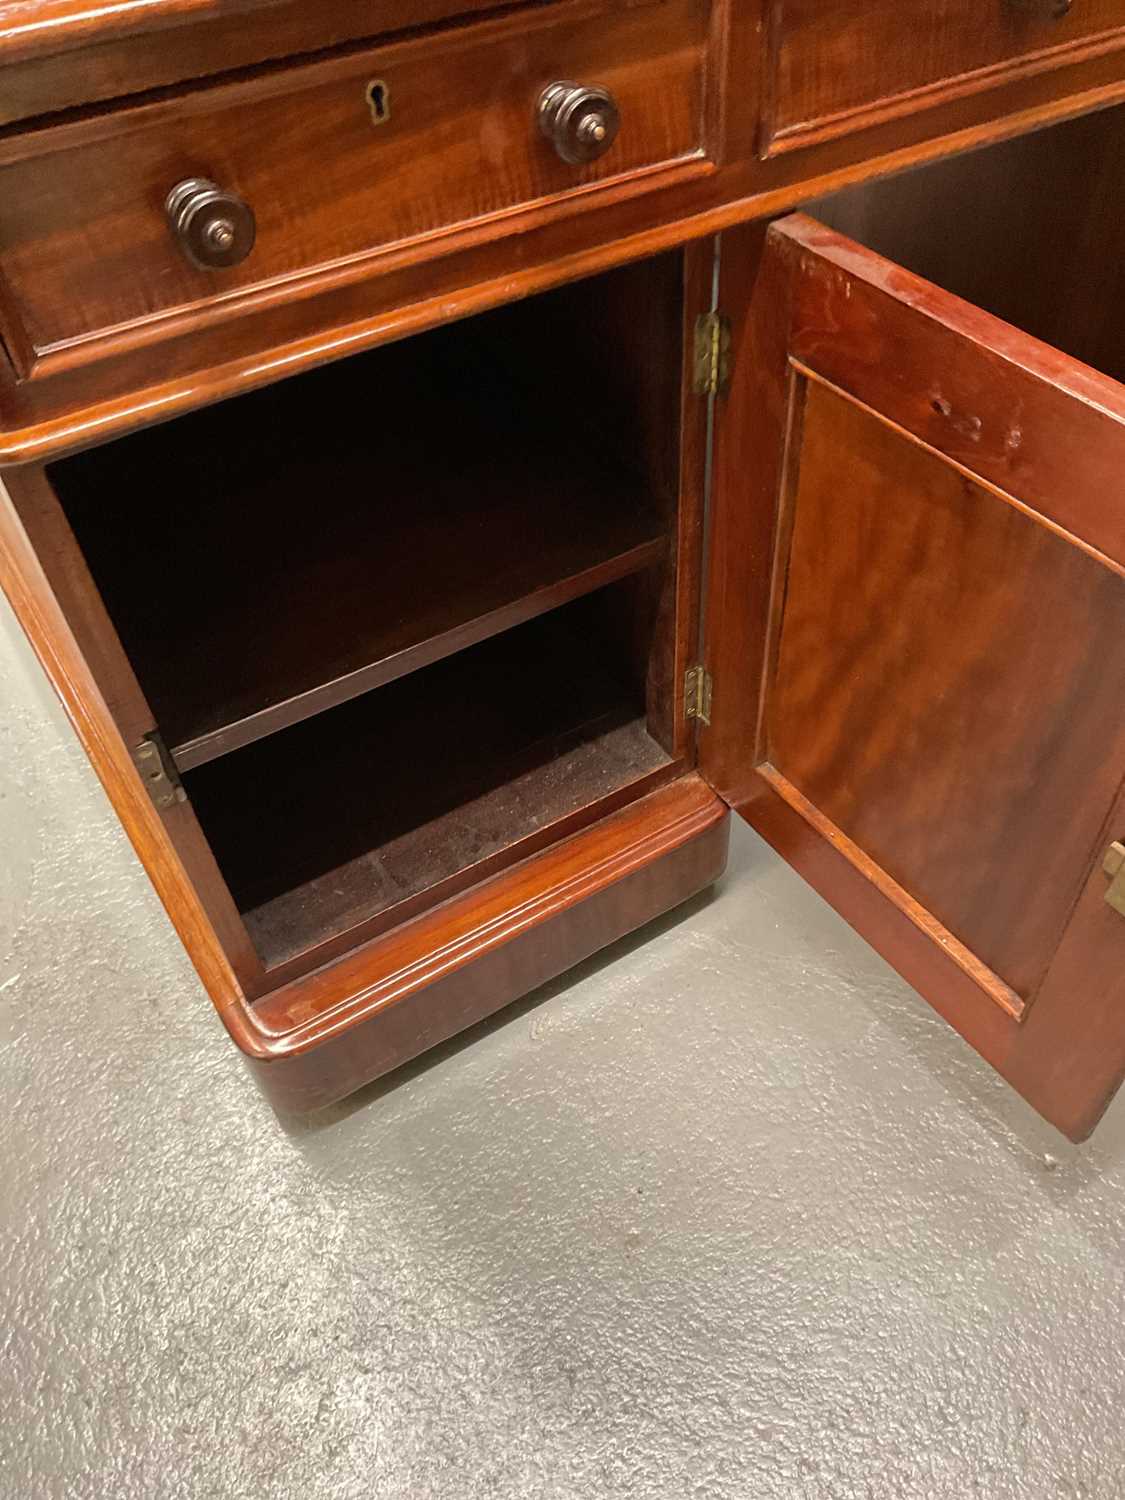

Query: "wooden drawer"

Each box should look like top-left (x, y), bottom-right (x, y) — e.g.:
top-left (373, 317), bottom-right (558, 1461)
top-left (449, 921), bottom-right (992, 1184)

top-left (762, 0), bottom-right (1125, 154)
top-left (0, 1), bottom-right (564, 127)
top-left (0, 0), bottom-right (710, 378)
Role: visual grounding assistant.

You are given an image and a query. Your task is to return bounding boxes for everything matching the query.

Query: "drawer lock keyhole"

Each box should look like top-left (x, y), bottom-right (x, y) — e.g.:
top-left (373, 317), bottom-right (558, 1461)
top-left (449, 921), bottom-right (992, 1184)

top-left (367, 80), bottom-right (391, 126)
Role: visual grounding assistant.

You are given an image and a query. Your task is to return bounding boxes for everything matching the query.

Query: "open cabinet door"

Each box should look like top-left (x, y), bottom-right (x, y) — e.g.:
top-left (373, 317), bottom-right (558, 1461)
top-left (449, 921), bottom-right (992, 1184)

top-left (700, 217), bottom-right (1125, 1141)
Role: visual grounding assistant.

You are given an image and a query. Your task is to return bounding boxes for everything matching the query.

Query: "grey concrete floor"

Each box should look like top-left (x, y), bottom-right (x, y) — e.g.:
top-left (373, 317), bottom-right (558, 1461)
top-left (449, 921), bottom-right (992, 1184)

top-left (2, 591), bottom-right (1125, 1500)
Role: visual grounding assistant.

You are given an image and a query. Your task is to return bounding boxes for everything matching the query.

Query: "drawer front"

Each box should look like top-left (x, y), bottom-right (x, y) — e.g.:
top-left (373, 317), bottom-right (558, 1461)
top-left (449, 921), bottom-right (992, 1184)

top-left (763, 0), bottom-right (1125, 153)
top-left (0, 0), bottom-right (709, 376)
top-left (0, 2), bottom-right (558, 126)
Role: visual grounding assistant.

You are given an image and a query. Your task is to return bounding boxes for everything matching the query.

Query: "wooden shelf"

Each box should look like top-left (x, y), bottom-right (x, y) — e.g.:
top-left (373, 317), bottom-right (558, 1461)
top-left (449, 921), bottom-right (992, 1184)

top-left (50, 321), bottom-right (670, 771)
top-left (184, 593), bottom-right (677, 977)
top-left (164, 475), bottom-right (662, 771)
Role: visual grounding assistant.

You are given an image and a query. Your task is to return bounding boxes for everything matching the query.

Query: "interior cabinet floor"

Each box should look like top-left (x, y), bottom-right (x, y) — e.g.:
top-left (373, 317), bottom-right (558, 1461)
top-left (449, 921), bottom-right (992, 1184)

top-left (188, 601), bottom-right (673, 971)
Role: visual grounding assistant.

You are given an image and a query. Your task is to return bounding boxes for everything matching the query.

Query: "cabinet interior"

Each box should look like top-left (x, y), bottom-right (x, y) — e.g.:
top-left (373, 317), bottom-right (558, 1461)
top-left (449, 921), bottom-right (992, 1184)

top-left (47, 251), bottom-right (690, 980)
top-left (810, 102), bottom-right (1125, 383)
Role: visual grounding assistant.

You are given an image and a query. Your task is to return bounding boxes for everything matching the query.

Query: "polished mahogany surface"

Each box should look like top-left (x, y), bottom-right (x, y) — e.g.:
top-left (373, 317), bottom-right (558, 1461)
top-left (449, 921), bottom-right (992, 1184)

top-left (0, 0), bottom-right (548, 123)
top-left (768, 376), bottom-right (1125, 1012)
top-left (763, 0), bottom-right (1125, 154)
top-left (0, 0), bottom-right (708, 377)
top-left (246, 774), bottom-right (730, 1111)
top-left (4, 1), bottom-right (1125, 460)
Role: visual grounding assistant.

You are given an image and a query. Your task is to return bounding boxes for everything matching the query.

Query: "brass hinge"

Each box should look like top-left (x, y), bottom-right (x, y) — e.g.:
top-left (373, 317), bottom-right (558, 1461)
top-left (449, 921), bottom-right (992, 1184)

top-left (684, 664), bottom-right (712, 726)
top-left (1104, 841), bottom-right (1125, 917)
top-left (132, 733), bottom-right (186, 811)
top-left (692, 311), bottom-right (731, 398)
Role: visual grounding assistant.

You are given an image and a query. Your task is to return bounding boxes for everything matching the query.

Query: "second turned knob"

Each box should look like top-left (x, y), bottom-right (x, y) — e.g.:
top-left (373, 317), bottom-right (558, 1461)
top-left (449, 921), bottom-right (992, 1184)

top-left (166, 177), bottom-right (256, 271)
top-left (538, 82), bottom-right (621, 165)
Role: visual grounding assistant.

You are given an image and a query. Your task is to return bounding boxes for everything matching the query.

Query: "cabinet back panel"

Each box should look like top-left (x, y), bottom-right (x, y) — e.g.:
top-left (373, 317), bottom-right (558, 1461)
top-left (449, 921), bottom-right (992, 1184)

top-left (49, 252), bottom-right (686, 768)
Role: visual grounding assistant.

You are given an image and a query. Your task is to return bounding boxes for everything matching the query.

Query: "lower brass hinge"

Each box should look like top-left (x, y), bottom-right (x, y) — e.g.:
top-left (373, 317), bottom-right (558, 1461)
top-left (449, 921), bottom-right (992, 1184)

top-left (132, 732), bottom-right (186, 811)
top-left (693, 311), bottom-right (731, 398)
top-left (684, 665), bottom-right (712, 726)
top-left (1104, 841), bottom-right (1125, 917)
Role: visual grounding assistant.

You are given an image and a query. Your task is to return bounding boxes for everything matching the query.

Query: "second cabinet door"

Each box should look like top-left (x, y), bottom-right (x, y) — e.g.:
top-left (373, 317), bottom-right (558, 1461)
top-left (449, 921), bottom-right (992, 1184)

top-left (701, 213), bottom-right (1125, 1140)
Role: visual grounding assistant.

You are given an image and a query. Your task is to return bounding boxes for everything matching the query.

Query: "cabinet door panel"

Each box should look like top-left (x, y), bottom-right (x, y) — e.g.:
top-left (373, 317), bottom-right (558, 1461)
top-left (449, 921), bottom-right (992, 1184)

top-left (703, 216), bottom-right (1125, 1139)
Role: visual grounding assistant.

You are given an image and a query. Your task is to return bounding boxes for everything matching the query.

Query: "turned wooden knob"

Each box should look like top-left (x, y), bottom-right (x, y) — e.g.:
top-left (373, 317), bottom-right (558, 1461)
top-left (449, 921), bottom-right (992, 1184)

top-left (165, 178), bottom-right (256, 271)
top-left (538, 82), bottom-right (620, 165)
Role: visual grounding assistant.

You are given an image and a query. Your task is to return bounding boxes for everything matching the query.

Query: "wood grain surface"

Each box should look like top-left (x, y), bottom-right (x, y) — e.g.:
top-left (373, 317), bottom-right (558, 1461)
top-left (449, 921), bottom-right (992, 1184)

top-left (7, 5), bottom-right (1125, 460)
top-left (767, 375), bottom-right (1125, 1008)
top-left (247, 773), bottom-right (729, 1111)
top-left (763, 0), bottom-right (1125, 152)
top-left (0, 0), bottom-right (708, 372)
top-left (702, 214), bottom-right (1125, 1138)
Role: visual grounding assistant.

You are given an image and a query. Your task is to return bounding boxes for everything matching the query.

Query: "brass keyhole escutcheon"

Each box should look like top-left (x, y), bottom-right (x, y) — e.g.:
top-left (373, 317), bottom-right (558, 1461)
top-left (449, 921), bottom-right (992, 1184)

top-left (1104, 842), bottom-right (1125, 917)
top-left (367, 79), bottom-right (391, 126)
